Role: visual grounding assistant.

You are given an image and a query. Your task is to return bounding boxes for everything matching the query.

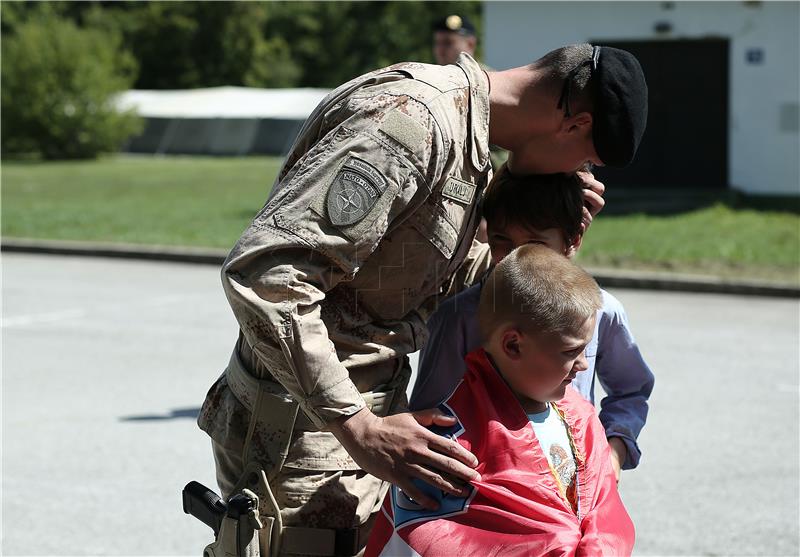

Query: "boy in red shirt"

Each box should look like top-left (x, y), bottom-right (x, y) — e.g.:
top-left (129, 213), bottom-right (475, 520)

top-left (366, 245), bottom-right (634, 556)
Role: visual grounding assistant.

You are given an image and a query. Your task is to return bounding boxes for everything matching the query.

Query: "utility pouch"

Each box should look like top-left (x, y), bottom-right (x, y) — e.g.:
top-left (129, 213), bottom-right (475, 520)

top-left (225, 349), bottom-right (300, 479)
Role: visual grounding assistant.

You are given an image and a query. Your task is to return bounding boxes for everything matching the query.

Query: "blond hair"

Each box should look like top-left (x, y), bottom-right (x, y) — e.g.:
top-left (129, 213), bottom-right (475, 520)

top-left (478, 244), bottom-right (602, 341)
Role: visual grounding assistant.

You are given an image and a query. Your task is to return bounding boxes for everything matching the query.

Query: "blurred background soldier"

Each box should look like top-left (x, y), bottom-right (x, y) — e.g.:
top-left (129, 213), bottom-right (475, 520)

top-left (432, 14), bottom-right (478, 66)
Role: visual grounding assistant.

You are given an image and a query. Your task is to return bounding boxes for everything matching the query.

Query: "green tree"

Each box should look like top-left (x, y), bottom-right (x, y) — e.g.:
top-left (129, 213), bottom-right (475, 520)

top-left (93, 2), bottom-right (299, 89)
top-left (263, 1), bottom-right (483, 87)
top-left (1, 10), bottom-right (142, 159)
top-left (2, 1), bottom-right (483, 92)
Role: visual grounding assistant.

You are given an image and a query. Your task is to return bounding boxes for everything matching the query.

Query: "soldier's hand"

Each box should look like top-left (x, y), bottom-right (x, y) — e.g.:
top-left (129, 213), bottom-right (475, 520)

top-left (577, 169), bottom-right (605, 233)
top-left (329, 407), bottom-right (480, 510)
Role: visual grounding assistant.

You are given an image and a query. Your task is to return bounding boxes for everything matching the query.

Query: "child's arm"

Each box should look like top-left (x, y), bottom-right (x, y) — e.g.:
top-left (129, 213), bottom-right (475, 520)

top-left (607, 437), bottom-right (628, 482)
top-left (594, 291), bottom-right (655, 471)
top-left (409, 284), bottom-right (483, 411)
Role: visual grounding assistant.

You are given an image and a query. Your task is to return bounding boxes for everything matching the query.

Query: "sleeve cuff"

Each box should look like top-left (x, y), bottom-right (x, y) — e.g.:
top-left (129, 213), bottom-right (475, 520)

top-left (299, 377), bottom-right (367, 430)
top-left (607, 432), bottom-right (642, 470)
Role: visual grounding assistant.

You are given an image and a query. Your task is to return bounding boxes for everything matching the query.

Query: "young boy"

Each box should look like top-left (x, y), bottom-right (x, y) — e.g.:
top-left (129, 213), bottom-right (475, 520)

top-left (411, 166), bottom-right (654, 479)
top-left (366, 245), bottom-right (635, 556)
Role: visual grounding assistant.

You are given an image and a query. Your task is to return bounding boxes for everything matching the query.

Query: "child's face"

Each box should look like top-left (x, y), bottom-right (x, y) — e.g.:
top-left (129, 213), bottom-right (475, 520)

top-left (501, 314), bottom-right (596, 405)
top-left (487, 222), bottom-right (576, 265)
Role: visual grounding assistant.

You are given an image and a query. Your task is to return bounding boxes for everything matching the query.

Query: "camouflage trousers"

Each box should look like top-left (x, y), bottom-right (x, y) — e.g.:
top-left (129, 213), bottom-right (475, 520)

top-left (204, 351), bottom-right (410, 557)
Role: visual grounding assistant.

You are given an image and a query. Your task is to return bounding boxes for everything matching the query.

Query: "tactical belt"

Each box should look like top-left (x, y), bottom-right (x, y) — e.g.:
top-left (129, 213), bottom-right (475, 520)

top-left (278, 516), bottom-right (375, 556)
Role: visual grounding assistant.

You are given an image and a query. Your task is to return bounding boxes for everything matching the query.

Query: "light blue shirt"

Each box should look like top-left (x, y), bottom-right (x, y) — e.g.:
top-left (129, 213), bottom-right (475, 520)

top-left (410, 282), bottom-right (655, 469)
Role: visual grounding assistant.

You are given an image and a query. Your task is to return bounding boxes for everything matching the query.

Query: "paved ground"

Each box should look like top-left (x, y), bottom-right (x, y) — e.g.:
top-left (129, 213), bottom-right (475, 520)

top-left (2, 254), bottom-right (798, 556)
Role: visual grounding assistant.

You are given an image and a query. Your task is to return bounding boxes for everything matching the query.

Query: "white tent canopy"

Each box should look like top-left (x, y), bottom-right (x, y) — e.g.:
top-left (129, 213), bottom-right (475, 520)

top-left (116, 86), bottom-right (331, 156)
top-left (116, 86), bottom-right (330, 119)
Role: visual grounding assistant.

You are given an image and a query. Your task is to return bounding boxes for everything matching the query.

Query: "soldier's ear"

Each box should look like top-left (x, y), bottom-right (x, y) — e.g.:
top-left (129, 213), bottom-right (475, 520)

top-left (560, 111), bottom-right (593, 136)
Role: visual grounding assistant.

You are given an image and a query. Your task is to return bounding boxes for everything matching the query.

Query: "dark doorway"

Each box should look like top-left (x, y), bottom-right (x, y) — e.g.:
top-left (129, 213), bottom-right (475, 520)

top-left (591, 39), bottom-right (729, 189)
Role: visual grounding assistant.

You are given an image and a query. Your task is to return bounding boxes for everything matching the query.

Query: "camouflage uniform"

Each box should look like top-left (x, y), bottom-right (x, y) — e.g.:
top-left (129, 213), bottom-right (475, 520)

top-left (198, 53), bottom-right (492, 556)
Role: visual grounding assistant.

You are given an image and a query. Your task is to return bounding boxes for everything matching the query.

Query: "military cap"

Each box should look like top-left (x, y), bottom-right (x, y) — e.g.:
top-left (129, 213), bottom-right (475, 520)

top-left (432, 14), bottom-right (476, 36)
top-left (591, 46), bottom-right (648, 167)
top-left (558, 46), bottom-right (648, 167)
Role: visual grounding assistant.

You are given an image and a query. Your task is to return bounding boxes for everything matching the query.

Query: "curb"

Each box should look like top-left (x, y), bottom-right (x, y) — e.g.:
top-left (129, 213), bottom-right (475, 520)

top-left (1, 238), bottom-right (227, 265)
top-left (3, 238), bottom-right (798, 298)
top-left (584, 267), bottom-right (799, 299)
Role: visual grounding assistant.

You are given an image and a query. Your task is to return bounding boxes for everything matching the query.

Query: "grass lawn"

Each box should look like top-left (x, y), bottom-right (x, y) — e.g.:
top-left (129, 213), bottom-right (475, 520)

top-left (2, 155), bottom-right (280, 249)
top-left (577, 205), bottom-right (800, 283)
top-left (3, 155), bottom-right (799, 284)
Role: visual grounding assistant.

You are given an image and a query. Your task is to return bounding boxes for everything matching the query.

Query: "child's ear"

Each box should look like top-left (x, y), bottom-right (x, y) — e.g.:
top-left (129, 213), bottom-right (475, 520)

top-left (501, 329), bottom-right (523, 360)
top-left (565, 233), bottom-right (584, 258)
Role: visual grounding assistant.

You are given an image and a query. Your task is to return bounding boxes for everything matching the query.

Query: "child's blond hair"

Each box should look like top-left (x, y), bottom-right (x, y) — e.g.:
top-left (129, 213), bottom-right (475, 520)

top-left (478, 244), bottom-right (602, 341)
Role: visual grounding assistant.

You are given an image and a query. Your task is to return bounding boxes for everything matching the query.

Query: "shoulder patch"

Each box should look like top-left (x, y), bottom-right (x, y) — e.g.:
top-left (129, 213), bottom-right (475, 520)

top-left (327, 157), bottom-right (389, 226)
top-left (379, 109), bottom-right (428, 153)
top-left (442, 176), bottom-right (477, 205)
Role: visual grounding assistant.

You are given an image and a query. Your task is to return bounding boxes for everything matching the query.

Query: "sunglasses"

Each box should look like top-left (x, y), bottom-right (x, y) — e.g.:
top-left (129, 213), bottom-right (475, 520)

top-left (557, 46), bottom-right (601, 118)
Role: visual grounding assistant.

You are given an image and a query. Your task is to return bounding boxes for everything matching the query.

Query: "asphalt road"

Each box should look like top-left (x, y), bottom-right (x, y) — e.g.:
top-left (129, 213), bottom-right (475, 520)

top-left (2, 254), bottom-right (798, 556)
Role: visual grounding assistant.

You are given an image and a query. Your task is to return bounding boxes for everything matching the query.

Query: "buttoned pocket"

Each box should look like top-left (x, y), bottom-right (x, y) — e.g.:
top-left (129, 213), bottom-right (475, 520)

top-left (282, 430), bottom-right (362, 471)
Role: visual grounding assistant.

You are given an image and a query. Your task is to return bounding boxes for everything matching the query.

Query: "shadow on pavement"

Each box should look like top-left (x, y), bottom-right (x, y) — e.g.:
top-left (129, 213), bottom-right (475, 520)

top-left (120, 407), bottom-right (200, 421)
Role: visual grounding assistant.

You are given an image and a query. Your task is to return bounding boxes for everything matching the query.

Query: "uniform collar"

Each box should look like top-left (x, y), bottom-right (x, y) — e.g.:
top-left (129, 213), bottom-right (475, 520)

top-left (456, 53), bottom-right (491, 172)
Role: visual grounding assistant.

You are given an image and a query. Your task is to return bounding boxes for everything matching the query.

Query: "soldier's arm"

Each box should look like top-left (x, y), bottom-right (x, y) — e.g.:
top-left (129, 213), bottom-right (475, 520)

top-left (223, 116), bottom-right (428, 427)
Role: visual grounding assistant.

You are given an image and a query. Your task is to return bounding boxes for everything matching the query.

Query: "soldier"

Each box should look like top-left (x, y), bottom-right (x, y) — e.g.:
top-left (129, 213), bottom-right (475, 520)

top-left (432, 14), bottom-right (478, 66)
top-left (198, 43), bottom-right (647, 556)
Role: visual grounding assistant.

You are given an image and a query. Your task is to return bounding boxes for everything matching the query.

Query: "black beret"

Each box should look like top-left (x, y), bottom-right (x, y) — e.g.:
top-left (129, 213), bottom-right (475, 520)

top-left (592, 46), bottom-right (648, 167)
top-left (432, 14), bottom-right (476, 36)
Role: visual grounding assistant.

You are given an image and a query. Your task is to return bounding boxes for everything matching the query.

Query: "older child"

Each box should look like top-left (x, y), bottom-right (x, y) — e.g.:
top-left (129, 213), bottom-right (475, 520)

top-left (367, 245), bottom-right (635, 556)
top-left (411, 166), bottom-right (654, 478)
